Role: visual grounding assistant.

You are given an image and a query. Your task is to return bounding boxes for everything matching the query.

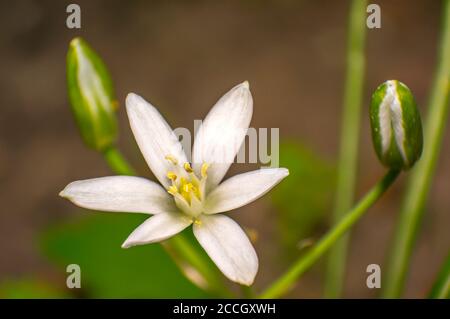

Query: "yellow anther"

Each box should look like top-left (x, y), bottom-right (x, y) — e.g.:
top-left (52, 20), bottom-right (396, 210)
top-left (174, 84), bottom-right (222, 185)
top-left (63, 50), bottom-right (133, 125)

top-left (246, 228), bottom-right (259, 244)
top-left (183, 183), bottom-right (194, 193)
top-left (183, 162), bottom-right (193, 173)
top-left (166, 171), bottom-right (177, 181)
top-left (167, 185), bottom-right (178, 195)
top-left (165, 155), bottom-right (178, 165)
top-left (193, 219), bottom-right (202, 225)
top-left (201, 163), bottom-right (209, 178)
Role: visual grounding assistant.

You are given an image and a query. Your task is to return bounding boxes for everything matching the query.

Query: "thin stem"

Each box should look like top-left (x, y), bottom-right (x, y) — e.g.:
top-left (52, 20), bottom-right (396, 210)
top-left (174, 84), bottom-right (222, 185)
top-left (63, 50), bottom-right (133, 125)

top-left (260, 169), bottom-right (400, 299)
top-left (241, 285), bottom-right (255, 299)
top-left (428, 253), bottom-right (450, 299)
top-left (103, 146), bottom-right (136, 175)
top-left (382, 0), bottom-right (450, 298)
top-left (325, 0), bottom-right (368, 298)
top-left (101, 146), bottom-right (231, 296)
top-left (165, 235), bottom-right (232, 297)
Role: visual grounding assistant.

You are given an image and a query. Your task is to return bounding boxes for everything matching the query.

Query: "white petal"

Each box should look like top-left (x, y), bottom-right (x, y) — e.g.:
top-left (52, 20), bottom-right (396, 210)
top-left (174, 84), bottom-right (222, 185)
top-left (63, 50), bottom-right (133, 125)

top-left (192, 82), bottom-right (253, 192)
top-left (126, 93), bottom-right (188, 188)
top-left (60, 176), bottom-right (177, 214)
top-left (122, 213), bottom-right (192, 248)
top-left (193, 214), bottom-right (258, 285)
top-left (204, 168), bottom-right (289, 214)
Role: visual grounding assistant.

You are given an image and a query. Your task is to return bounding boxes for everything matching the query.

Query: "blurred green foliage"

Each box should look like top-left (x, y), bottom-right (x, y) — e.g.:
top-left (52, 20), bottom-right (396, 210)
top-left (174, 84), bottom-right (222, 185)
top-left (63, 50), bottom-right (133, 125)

top-left (40, 214), bottom-right (210, 298)
top-left (0, 279), bottom-right (69, 299)
top-left (271, 141), bottom-right (335, 254)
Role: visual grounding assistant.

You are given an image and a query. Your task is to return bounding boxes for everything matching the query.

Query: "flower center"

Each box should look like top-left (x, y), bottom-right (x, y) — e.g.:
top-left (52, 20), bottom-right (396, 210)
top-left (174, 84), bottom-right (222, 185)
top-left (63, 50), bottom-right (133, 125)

top-left (164, 155), bottom-right (209, 217)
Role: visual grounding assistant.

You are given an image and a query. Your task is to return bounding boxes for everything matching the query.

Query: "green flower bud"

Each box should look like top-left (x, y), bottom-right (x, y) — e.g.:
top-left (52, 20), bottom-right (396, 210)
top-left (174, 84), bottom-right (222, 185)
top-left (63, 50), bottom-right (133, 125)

top-left (370, 80), bottom-right (423, 170)
top-left (67, 37), bottom-right (118, 151)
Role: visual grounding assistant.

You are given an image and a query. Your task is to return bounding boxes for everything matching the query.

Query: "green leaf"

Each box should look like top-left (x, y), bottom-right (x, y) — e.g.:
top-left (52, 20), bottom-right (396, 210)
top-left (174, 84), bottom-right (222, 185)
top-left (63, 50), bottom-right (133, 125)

top-left (40, 214), bottom-right (210, 298)
top-left (271, 141), bottom-right (335, 252)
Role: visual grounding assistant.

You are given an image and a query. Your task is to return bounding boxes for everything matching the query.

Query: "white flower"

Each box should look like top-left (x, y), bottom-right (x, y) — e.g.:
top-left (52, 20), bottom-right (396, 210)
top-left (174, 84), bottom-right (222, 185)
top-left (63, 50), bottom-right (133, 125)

top-left (60, 82), bottom-right (289, 286)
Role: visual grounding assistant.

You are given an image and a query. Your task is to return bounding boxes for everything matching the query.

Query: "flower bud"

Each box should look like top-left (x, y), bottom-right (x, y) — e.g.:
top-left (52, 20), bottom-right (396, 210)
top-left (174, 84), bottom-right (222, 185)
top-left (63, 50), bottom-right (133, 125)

top-left (66, 37), bottom-right (118, 151)
top-left (370, 80), bottom-right (423, 170)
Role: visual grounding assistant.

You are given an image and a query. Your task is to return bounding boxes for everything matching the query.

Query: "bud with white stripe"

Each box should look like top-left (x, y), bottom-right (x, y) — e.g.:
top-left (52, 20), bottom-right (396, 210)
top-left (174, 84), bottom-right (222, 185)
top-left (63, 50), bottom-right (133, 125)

top-left (370, 80), bottom-right (423, 170)
top-left (67, 37), bottom-right (118, 151)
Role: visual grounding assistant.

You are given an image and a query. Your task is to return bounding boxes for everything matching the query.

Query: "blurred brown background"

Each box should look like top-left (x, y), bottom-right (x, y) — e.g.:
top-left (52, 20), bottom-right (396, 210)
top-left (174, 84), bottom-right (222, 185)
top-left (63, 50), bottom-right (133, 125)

top-left (0, 0), bottom-right (448, 298)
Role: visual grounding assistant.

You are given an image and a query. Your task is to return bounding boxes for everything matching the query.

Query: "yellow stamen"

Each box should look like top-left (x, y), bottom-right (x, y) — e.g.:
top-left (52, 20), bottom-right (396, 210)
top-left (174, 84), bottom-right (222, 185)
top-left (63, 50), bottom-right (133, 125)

top-left (246, 228), bottom-right (259, 244)
top-left (193, 219), bottom-right (202, 225)
top-left (201, 163), bottom-right (209, 178)
top-left (183, 183), bottom-right (194, 193)
top-left (166, 162), bottom-right (209, 213)
top-left (166, 171), bottom-right (177, 181)
top-left (165, 155), bottom-right (178, 165)
top-left (183, 162), bottom-right (193, 173)
top-left (167, 185), bottom-right (178, 195)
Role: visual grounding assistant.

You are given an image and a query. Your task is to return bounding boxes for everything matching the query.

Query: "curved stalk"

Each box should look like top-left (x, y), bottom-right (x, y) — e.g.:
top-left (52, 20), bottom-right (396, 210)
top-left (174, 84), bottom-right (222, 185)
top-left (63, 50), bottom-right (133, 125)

top-left (260, 169), bottom-right (400, 299)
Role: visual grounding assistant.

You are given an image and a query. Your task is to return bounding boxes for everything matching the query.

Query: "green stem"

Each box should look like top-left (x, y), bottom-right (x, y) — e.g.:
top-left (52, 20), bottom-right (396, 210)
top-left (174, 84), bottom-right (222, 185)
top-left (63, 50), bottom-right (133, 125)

top-left (260, 169), bottom-right (400, 299)
top-left (382, 0), bottom-right (450, 298)
top-left (102, 146), bottom-right (230, 296)
top-left (428, 253), bottom-right (450, 299)
top-left (325, 0), bottom-right (368, 298)
top-left (103, 146), bottom-right (136, 175)
top-left (241, 285), bottom-right (255, 299)
top-left (165, 235), bottom-right (232, 297)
